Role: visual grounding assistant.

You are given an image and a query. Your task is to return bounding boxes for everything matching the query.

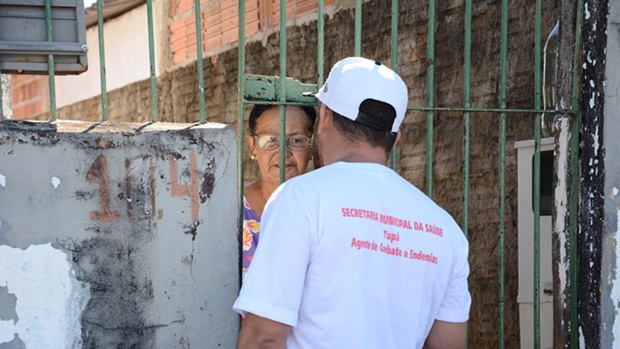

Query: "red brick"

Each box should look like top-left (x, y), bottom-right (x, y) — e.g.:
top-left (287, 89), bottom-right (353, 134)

top-left (173, 46), bottom-right (188, 63)
top-left (169, 0), bottom-right (178, 17)
top-left (202, 2), bottom-right (220, 18)
top-left (178, 0), bottom-right (194, 14)
top-left (170, 18), bottom-right (187, 32)
top-left (246, 21), bottom-right (259, 36)
top-left (185, 15), bottom-right (196, 27)
top-left (186, 33), bottom-right (197, 47)
top-left (203, 36), bottom-right (222, 51)
top-left (220, 3), bottom-right (237, 21)
top-left (295, 0), bottom-right (317, 15)
top-left (203, 22), bottom-right (222, 40)
top-left (172, 36), bottom-right (188, 52)
top-left (219, 0), bottom-right (236, 11)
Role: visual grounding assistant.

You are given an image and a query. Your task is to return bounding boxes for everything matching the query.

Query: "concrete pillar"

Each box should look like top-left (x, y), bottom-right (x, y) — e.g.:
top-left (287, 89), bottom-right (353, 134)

top-left (602, 0), bottom-right (620, 347)
top-left (0, 120), bottom-right (239, 348)
top-left (1, 74), bottom-right (11, 119)
top-left (553, 1), bottom-right (583, 346)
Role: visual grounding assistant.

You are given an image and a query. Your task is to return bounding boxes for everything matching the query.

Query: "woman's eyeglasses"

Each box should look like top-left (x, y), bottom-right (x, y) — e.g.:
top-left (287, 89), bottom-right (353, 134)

top-left (251, 134), bottom-right (312, 151)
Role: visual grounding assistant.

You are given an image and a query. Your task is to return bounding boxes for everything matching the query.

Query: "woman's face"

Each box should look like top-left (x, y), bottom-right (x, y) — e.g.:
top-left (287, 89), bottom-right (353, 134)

top-left (247, 106), bottom-right (313, 183)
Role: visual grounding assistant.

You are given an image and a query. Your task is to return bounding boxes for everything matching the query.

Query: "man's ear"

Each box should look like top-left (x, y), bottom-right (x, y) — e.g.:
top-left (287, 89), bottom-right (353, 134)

top-left (317, 104), bottom-right (334, 134)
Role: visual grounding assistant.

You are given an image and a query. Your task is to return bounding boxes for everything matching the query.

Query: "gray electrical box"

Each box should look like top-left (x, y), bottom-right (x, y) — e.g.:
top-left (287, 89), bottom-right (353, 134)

top-left (0, 0), bottom-right (88, 75)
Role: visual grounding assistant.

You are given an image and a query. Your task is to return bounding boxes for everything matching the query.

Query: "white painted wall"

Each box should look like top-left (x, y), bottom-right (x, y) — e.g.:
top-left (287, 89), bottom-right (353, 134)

top-left (55, 4), bottom-right (158, 108)
top-left (0, 244), bottom-right (90, 348)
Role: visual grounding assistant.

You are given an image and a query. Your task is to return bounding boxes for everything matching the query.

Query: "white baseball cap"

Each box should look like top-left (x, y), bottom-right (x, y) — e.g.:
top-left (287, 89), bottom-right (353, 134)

top-left (315, 57), bottom-right (408, 133)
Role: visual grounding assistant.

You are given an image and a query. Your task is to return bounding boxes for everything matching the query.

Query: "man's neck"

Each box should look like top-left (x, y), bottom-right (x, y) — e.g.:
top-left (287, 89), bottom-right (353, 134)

top-left (323, 141), bottom-right (389, 166)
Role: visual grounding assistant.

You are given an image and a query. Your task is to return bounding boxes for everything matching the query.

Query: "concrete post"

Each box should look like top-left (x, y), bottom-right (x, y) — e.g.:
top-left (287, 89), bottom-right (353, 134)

top-left (0, 74), bottom-right (12, 119)
top-left (601, 0), bottom-right (620, 348)
top-left (0, 120), bottom-right (239, 348)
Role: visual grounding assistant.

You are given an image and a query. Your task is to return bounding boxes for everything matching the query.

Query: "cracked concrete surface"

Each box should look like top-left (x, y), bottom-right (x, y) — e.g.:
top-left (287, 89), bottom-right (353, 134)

top-left (0, 121), bottom-right (239, 348)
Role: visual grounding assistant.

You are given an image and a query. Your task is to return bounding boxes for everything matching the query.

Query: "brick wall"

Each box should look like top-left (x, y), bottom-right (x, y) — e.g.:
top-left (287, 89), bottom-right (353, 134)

top-left (169, 0), bottom-right (335, 65)
top-left (11, 74), bottom-right (48, 120)
top-left (11, 0), bottom-right (336, 120)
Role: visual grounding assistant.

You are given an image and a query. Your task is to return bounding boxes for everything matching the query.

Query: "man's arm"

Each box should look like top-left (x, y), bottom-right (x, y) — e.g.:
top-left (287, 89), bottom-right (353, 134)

top-left (236, 313), bottom-right (292, 349)
top-left (423, 320), bottom-right (468, 349)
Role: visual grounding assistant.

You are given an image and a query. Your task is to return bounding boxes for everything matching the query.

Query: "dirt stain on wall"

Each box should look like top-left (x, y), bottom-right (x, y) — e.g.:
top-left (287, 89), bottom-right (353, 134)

top-left (65, 235), bottom-right (155, 348)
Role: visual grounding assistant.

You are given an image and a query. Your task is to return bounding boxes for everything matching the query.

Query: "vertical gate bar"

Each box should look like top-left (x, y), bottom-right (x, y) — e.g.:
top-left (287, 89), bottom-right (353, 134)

top-left (0, 67), bottom-right (4, 118)
top-left (570, 0), bottom-right (585, 346)
top-left (278, 0), bottom-right (287, 184)
top-left (194, 0), bottom-right (206, 123)
top-left (389, 0), bottom-right (399, 170)
top-left (498, 0), bottom-right (509, 347)
top-left (146, 0), bottom-right (158, 121)
top-left (533, 0), bottom-right (543, 347)
top-left (97, 0), bottom-right (109, 121)
top-left (425, 0), bottom-right (435, 198)
top-left (44, 0), bottom-right (57, 121)
top-left (462, 0), bottom-right (472, 236)
top-left (237, 0), bottom-right (246, 289)
top-left (317, 0), bottom-right (325, 88)
top-left (354, 0), bottom-right (362, 56)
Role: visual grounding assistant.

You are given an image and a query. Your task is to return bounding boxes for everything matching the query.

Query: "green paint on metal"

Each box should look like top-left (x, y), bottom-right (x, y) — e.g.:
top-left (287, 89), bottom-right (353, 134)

top-left (354, 0), bottom-right (362, 56)
top-left (317, 0), bottom-right (325, 88)
top-left (278, 0), bottom-right (287, 184)
top-left (462, 0), bottom-right (472, 237)
top-left (45, 0), bottom-right (57, 121)
top-left (425, 0), bottom-right (435, 198)
top-left (194, 0), bottom-right (206, 123)
top-left (498, 0), bottom-right (509, 346)
top-left (243, 100), bottom-right (319, 107)
top-left (146, 0), bottom-right (158, 122)
top-left (533, 1), bottom-right (543, 348)
top-left (244, 75), bottom-right (318, 104)
top-left (97, 0), bottom-right (109, 121)
top-left (389, 0), bottom-right (399, 170)
top-left (409, 106), bottom-right (563, 114)
top-left (279, 102), bottom-right (286, 185)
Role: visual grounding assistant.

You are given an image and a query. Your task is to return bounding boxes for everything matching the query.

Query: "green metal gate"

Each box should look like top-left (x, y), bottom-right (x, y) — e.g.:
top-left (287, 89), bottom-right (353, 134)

top-left (235, 1), bottom-right (583, 348)
top-left (0, 0), bottom-right (584, 347)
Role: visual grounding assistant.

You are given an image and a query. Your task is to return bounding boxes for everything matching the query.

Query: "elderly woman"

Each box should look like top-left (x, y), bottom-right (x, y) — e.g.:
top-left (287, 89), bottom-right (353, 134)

top-left (242, 104), bottom-right (316, 280)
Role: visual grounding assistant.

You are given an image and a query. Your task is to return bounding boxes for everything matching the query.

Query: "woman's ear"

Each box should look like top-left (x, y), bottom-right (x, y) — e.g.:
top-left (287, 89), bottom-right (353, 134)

top-left (394, 130), bottom-right (402, 146)
top-left (246, 134), bottom-right (257, 158)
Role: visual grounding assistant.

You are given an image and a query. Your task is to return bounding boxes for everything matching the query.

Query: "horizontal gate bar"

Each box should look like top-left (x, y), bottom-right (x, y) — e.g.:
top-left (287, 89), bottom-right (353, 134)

top-left (244, 75), bottom-right (317, 104)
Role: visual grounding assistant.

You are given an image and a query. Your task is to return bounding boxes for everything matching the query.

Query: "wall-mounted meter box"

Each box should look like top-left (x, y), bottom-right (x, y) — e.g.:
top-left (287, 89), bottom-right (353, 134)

top-left (0, 0), bottom-right (88, 75)
top-left (515, 137), bottom-right (554, 349)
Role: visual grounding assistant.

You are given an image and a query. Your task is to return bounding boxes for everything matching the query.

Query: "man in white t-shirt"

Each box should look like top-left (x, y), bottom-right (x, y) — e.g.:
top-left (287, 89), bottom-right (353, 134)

top-left (233, 57), bottom-right (471, 349)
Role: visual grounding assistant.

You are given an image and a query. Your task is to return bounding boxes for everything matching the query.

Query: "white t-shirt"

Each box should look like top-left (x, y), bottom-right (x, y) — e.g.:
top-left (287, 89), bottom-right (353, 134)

top-left (233, 162), bottom-right (471, 349)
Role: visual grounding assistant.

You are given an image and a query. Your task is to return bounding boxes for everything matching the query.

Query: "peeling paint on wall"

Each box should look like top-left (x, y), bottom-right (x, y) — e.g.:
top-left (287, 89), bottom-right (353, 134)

top-left (0, 243), bottom-right (90, 348)
top-left (52, 176), bottom-right (61, 189)
top-left (554, 118), bottom-right (570, 303)
top-left (614, 207), bottom-right (620, 346)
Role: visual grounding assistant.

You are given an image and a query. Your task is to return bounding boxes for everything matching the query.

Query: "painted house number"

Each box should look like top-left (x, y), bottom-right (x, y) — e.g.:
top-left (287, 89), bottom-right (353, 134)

top-left (86, 152), bottom-right (200, 222)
